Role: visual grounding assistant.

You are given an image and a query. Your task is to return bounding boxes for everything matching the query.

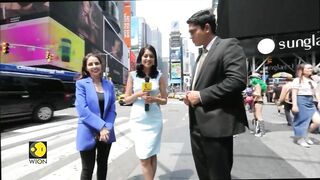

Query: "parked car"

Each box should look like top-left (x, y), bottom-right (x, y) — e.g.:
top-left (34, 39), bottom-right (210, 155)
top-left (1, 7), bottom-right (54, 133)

top-left (62, 81), bottom-right (76, 106)
top-left (0, 72), bottom-right (74, 123)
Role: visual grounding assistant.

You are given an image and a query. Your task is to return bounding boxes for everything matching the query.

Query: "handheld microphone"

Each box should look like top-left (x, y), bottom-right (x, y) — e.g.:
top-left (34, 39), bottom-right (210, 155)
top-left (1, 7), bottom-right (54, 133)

top-left (142, 77), bottom-right (152, 111)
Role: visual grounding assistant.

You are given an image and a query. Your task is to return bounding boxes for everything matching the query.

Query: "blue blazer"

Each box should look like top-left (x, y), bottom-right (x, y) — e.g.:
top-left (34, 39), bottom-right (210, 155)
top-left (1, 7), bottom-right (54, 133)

top-left (75, 77), bottom-right (116, 151)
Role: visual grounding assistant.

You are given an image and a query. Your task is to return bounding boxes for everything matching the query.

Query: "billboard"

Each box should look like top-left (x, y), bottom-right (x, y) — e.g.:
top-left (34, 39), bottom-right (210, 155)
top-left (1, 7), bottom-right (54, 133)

top-left (170, 47), bottom-right (181, 62)
top-left (0, 17), bottom-right (84, 72)
top-left (240, 31), bottom-right (320, 57)
top-left (0, 2), bottom-right (49, 24)
top-left (129, 50), bottom-right (137, 71)
top-left (123, 2), bottom-right (131, 48)
top-left (217, 0), bottom-right (320, 39)
top-left (50, 1), bottom-right (103, 50)
top-left (131, 17), bottom-right (139, 49)
top-left (108, 55), bottom-right (125, 85)
top-left (171, 62), bottom-right (181, 79)
top-left (104, 17), bottom-right (126, 67)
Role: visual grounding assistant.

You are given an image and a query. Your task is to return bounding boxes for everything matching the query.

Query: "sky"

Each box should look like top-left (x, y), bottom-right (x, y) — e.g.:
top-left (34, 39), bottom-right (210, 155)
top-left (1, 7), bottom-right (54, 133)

top-left (135, 0), bottom-right (213, 58)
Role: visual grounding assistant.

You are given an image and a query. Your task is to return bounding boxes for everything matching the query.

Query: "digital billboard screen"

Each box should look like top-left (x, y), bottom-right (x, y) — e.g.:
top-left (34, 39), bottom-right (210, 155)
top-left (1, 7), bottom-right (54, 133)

top-left (50, 1), bottom-right (103, 50)
top-left (104, 17), bottom-right (125, 66)
top-left (108, 55), bottom-right (124, 85)
top-left (131, 17), bottom-right (139, 50)
top-left (0, 17), bottom-right (84, 72)
top-left (171, 62), bottom-right (181, 79)
top-left (170, 47), bottom-right (181, 62)
top-left (0, 2), bottom-right (49, 24)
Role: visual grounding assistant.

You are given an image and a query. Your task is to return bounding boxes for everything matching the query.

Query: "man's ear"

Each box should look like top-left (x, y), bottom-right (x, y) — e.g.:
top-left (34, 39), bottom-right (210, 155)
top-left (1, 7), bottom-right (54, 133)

top-left (205, 23), bottom-right (211, 33)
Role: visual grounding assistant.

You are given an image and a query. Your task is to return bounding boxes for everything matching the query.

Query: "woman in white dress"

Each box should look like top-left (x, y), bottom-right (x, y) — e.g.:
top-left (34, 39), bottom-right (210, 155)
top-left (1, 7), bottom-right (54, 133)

top-left (124, 45), bottom-right (168, 180)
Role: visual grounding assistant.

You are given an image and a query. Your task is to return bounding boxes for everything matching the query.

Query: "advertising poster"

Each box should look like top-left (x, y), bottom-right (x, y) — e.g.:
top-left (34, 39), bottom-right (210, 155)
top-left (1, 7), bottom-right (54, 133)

top-left (107, 55), bottom-right (124, 85)
top-left (49, 18), bottom-right (85, 72)
top-left (171, 62), bottom-right (181, 79)
top-left (0, 17), bottom-right (84, 72)
top-left (50, 1), bottom-right (103, 50)
top-left (170, 47), bottom-right (181, 61)
top-left (122, 44), bottom-right (129, 69)
top-left (104, 17), bottom-right (125, 65)
top-left (0, 17), bottom-right (49, 64)
top-left (123, 2), bottom-right (131, 48)
top-left (130, 50), bottom-right (137, 71)
top-left (123, 67), bottom-right (129, 86)
top-left (131, 17), bottom-right (139, 50)
top-left (0, 2), bottom-right (49, 24)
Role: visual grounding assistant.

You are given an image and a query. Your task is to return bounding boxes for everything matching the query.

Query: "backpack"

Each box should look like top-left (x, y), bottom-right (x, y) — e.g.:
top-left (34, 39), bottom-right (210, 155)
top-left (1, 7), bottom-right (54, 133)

top-left (245, 87), bottom-right (253, 96)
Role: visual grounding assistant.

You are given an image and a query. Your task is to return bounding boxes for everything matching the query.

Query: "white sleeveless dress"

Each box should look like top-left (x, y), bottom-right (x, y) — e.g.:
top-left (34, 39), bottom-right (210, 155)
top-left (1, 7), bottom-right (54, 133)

top-left (129, 71), bottom-right (163, 159)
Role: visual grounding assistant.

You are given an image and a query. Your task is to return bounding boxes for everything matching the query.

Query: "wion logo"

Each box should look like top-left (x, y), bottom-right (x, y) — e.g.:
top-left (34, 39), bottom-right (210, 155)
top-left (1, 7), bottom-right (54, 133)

top-left (29, 141), bottom-right (47, 164)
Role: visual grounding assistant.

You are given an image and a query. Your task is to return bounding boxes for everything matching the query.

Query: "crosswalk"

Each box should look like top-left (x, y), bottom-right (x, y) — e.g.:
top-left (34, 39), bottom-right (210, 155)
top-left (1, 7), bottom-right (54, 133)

top-left (1, 115), bottom-right (168, 180)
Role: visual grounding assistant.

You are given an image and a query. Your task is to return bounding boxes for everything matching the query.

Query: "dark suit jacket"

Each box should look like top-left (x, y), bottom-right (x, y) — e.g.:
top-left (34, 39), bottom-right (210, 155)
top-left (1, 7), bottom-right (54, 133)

top-left (190, 37), bottom-right (248, 137)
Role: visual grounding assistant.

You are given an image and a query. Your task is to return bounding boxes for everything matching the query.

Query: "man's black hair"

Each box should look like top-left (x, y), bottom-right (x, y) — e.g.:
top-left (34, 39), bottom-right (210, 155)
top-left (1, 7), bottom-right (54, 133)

top-left (186, 9), bottom-right (216, 34)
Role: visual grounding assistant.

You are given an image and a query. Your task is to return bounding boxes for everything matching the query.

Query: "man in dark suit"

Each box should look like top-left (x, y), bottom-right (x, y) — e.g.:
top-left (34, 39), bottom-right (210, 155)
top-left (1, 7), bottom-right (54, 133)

top-left (183, 9), bottom-right (248, 180)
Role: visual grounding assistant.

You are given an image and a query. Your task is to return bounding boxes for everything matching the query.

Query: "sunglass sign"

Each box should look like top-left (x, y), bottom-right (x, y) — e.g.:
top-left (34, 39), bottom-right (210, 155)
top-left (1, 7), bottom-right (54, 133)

top-left (257, 31), bottom-right (320, 55)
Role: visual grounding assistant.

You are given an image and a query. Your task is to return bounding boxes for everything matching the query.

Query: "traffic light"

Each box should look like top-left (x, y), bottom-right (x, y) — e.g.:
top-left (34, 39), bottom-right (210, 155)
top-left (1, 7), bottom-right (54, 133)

top-left (2, 42), bottom-right (10, 54)
top-left (46, 50), bottom-right (52, 62)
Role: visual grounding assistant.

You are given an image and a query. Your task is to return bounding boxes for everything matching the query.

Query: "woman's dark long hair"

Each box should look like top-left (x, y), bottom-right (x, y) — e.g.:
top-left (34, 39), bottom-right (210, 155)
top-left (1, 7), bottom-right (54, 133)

top-left (80, 53), bottom-right (103, 79)
top-left (136, 45), bottom-right (159, 79)
top-left (296, 63), bottom-right (312, 84)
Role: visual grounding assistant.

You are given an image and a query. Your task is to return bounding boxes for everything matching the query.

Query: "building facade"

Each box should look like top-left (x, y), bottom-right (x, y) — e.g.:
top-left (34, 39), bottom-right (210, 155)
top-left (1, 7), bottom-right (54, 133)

top-left (0, 1), bottom-right (129, 85)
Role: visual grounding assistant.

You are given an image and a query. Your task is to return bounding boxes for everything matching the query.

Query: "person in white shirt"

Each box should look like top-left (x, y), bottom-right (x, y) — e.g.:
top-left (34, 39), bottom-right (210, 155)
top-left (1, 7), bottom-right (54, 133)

top-left (291, 63), bottom-right (320, 148)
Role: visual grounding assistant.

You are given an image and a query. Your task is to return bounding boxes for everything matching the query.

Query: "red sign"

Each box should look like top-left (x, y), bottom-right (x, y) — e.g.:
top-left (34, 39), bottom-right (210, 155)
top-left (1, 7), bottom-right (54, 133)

top-left (130, 50), bottom-right (136, 71)
top-left (123, 2), bottom-right (131, 48)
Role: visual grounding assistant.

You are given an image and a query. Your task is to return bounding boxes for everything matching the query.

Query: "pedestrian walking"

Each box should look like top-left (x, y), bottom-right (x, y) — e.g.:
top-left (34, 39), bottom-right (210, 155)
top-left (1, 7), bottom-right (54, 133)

top-left (291, 63), bottom-right (320, 148)
top-left (124, 45), bottom-right (168, 180)
top-left (311, 67), bottom-right (320, 133)
top-left (266, 85), bottom-right (274, 103)
top-left (183, 9), bottom-right (248, 180)
top-left (75, 53), bottom-right (117, 180)
top-left (278, 78), bottom-right (293, 126)
top-left (272, 83), bottom-right (282, 115)
top-left (249, 72), bottom-right (267, 137)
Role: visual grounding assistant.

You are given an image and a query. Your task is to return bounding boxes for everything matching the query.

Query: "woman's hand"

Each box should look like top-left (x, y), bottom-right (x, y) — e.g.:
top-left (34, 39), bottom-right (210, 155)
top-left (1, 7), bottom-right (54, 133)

top-left (99, 127), bottom-right (110, 142)
top-left (291, 105), bottom-right (299, 114)
top-left (140, 91), bottom-right (152, 103)
top-left (136, 91), bottom-right (148, 98)
top-left (144, 95), bottom-right (156, 104)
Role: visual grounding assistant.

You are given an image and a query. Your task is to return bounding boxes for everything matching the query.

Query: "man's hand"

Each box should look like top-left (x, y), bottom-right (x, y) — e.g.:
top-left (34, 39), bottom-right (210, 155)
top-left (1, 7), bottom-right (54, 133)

top-left (186, 91), bottom-right (201, 106)
top-left (183, 93), bottom-right (190, 106)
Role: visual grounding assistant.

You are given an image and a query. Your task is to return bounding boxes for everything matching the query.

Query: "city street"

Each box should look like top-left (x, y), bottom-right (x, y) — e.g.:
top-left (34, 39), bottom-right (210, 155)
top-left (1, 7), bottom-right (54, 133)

top-left (1, 99), bottom-right (320, 179)
top-left (1, 1), bottom-right (320, 180)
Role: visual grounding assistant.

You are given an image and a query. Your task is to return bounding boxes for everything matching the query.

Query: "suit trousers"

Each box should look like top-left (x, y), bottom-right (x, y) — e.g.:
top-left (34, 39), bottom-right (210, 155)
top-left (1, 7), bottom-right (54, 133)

top-left (190, 130), bottom-right (233, 180)
top-left (80, 141), bottom-right (112, 180)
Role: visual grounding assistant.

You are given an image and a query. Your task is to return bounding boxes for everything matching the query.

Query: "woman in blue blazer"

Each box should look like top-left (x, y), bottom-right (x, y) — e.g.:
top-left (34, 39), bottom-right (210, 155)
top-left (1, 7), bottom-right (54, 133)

top-left (75, 53), bottom-right (116, 180)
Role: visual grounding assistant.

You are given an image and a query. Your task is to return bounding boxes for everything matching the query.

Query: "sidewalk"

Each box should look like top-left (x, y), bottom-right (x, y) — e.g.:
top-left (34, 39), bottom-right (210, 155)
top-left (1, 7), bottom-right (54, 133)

top-left (232, 102), bottom-right (320, 179)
